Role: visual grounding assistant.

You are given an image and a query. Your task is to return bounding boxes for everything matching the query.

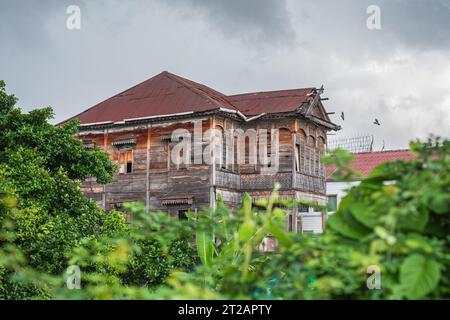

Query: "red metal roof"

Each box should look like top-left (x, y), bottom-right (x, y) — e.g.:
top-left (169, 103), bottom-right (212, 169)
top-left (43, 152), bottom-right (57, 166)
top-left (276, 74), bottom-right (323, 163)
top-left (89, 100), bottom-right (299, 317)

top-left (326, 149), bottom-right (414, 179)
top-left (64, 71), bottom-right (239, 124)
top-left (63, 71), bottom-right (316, 125)
top-left (228, 88), bottom-right (314, 116)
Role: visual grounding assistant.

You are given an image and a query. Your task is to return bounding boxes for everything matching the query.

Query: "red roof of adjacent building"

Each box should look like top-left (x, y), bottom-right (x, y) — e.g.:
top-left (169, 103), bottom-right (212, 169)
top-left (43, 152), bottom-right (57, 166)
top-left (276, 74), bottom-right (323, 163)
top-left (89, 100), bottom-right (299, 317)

top-left (326, 149), bottom-right (414, 179)
top-left (63, 71), bottom-right (316, 125)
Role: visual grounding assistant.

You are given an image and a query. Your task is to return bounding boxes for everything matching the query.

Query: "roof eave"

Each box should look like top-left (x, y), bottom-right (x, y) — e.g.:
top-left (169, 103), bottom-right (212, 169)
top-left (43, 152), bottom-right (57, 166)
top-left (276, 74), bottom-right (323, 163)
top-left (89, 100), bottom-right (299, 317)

top-left (306, 115), bottom-right (341, 131)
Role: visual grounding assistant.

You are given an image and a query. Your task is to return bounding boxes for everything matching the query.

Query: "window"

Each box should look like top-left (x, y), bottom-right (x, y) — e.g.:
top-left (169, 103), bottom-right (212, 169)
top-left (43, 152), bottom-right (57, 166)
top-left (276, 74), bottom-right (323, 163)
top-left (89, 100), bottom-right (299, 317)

top-left (178, 210), bottom-right (188, 220)
top-left (299, 204), bottom-right (309, 213)
top-left (214, 126), bottom-right (226, 169)
top-left (266, 130), bottom-right (272, 168)
top-left (176, 147), bottom-right (188, 170)
top-left (118, 151), bottom-right (133, 174)
top-left (222, 132), bottom-right (228, 170)
top-left (150, 133), bottom-right (169, 170)
top-left (288, 215), bottom-right (293, 232)
top-left (82, 139), bottom-right (95, 149)
top-left (295, 144), bottom-right (301, 172)
top-left (327, 195), bottom-right (338, 212)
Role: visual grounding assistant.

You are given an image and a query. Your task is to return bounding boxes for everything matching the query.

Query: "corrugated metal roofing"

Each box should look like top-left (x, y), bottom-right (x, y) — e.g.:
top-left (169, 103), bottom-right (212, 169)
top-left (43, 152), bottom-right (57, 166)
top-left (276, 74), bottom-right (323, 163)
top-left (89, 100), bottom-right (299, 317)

top-left (326, 149), bottom-right (414, 179)
top-left (64, 71), bottom-right (239, 124)
top-left (228, 88), bottom-right (314, 116)
top-left (63, 71), bottom-right (317, 125)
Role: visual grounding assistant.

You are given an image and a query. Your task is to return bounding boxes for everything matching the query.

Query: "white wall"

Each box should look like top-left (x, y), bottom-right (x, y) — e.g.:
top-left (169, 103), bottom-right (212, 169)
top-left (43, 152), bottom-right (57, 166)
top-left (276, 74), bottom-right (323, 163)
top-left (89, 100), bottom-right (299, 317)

top-left (326, 181), bottom-right (360, 214)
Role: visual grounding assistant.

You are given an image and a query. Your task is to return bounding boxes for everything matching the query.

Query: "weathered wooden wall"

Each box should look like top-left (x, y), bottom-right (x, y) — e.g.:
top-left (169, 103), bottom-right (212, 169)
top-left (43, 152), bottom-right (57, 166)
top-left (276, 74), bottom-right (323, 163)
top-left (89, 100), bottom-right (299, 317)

top-left (79, 114), bottom-right (328, 225)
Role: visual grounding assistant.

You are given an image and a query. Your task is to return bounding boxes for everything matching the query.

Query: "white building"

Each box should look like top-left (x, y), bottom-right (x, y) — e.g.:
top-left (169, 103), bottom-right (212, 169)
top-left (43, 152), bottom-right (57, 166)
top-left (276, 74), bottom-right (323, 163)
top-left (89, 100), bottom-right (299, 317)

top-left (326, 149), bottom-right (413, 215)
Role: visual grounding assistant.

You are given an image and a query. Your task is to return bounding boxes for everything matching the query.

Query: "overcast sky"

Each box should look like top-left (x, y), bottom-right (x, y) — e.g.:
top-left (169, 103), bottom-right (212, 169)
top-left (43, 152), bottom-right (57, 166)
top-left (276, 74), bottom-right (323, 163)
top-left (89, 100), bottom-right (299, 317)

top-left (1, 0), bottom-right (449, 150)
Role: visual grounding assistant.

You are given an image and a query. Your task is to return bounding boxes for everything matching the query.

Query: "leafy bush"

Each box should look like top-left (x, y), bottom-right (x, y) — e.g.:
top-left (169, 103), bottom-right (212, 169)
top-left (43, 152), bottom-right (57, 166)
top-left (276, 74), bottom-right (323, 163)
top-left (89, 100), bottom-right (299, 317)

top-left (1, 80), bottom-right (448, 300)
top-left (0, 80), bottom-right (125, 298)
top-left (146, 137), bottom-right (449, 300)
top-left (321, 138), bottom-right (449, 299)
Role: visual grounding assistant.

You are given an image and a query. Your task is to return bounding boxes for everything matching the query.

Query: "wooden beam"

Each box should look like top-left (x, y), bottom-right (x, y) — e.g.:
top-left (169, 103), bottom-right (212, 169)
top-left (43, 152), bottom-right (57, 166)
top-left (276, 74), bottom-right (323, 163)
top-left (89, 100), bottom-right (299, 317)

top-left (102, 128), bottom-right (108, 209)
top-left (146, 125), bottom-right (151, 211)
top-left (210, 116), bottom-right (216, 209)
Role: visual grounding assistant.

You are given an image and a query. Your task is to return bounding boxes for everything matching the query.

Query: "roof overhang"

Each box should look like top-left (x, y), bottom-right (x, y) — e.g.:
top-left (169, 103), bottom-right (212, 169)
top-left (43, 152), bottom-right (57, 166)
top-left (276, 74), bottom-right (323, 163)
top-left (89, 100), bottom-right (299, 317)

top-left (306, 115), bottom-right (341, 131)
top-left (161, 196), bottom-right (194, 206)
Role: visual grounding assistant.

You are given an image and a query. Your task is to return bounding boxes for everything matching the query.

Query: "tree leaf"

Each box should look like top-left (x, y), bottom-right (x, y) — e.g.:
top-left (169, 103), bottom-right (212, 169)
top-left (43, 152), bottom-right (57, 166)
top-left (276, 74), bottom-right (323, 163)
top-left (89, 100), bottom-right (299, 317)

top-left (242, 193), bottom-right (252, 219)
top-left (327, 208), bottom-right (369, 240)
top-left (349, 203), bottom-right (379, 229)
top-left (196, 231), bottom-right (214, 266)
top-left (399, 254), bottom-right (441, 299)
top-left (397, 208), bottom-right (429, 232)
top-left (268, 220), bottom-right (292, 247)
top-left (239, 220), bottom-right (256, 242)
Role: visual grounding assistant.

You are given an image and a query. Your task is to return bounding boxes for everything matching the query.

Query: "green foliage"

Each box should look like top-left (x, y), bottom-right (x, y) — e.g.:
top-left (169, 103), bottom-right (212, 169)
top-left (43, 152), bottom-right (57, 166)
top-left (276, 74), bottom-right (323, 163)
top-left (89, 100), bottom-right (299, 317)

top-left (148, 137), bottom-right (448, 300)
top-left (123, 237), bottom-right (195, 287)
top-left (0, 81), bottom-right (124, 298)
top-left (0, 81), bottom-right (448, 300)
top-left (323, 137), bottom-right (449, 299)
top-left (196, 232), bottom-right (214, 267)
top-left (398, 254), bottom-right (441, 299)
top-left (0, 191), bottom-right (196, 299)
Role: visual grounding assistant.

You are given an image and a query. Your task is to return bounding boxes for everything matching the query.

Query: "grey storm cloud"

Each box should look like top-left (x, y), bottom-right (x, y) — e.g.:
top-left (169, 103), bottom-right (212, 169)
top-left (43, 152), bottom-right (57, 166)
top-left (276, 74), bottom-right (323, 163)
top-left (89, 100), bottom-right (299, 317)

top-left (165, 0), bottom-right (295, 44)
top-left (378, 0), bottom-right (450, 49)
top-left (0, 0), bottom-right (449, 150)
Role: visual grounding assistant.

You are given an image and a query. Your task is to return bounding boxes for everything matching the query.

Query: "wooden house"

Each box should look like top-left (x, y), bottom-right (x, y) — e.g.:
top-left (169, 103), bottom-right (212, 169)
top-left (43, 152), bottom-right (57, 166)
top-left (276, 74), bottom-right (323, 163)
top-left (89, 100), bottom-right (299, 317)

top-left (64, 71), bottom-right (340, 235)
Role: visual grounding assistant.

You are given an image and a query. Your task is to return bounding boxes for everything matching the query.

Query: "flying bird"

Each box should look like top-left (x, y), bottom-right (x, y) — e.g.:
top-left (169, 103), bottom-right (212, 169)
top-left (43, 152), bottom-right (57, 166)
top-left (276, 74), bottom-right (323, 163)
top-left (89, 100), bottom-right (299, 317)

top-left (341, 112), bottom-right (345, 121)
top-left (373, 118), bottom-right (381, 126)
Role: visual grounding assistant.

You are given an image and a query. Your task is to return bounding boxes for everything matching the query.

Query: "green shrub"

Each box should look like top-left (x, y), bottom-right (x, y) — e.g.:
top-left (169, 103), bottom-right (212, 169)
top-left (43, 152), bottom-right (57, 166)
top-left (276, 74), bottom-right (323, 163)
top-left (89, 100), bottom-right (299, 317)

top-left (1, 80), bottom-right (447, 299)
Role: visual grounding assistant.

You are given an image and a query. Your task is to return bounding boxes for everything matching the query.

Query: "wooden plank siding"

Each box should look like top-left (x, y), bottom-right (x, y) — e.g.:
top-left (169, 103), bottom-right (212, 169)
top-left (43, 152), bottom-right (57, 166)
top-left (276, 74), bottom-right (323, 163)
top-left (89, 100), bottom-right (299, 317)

top-left (78, 115), bottom-right (328, 228)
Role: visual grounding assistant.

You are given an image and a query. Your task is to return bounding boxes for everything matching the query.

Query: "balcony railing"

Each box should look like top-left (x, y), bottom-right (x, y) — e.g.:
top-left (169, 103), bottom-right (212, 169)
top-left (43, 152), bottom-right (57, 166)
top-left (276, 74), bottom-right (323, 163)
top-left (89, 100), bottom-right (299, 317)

top-left (293, 172), bottom-right (326, 194)
top-left (241, 172), bottom-right (292, 190)
top-left (215, 170), bottom-right (241, 189)
top-left (215, 170), bottom-right (325, 194)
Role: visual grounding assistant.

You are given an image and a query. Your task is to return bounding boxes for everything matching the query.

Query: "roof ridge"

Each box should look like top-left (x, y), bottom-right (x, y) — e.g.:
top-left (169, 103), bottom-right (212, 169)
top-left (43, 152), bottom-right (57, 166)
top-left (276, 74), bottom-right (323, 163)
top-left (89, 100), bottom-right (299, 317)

top-left (163, 72), bottom-right (239, 111)
top-left (229, 87), bottom-right (315, 98)
top-left (58, 72), bottom-right (164, 125)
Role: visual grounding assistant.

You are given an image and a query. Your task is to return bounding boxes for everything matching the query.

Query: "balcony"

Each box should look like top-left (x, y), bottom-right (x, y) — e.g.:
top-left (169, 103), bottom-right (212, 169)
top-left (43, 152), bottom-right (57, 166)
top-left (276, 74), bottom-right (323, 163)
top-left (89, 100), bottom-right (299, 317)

top-left (293, 172), bottom-right (326, 194)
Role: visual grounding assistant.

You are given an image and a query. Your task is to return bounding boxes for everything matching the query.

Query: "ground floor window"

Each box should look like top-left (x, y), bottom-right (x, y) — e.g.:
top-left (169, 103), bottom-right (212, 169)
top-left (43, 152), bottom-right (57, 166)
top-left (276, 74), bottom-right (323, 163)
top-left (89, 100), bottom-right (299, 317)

top-left (327, 195), bottom-right (338, 212)
top-left (178, 209), bottom-right (189, 220)
top-left (118, 150), bottom-right (133, 174)
top-left (288, 214), bottom-right (293, 232)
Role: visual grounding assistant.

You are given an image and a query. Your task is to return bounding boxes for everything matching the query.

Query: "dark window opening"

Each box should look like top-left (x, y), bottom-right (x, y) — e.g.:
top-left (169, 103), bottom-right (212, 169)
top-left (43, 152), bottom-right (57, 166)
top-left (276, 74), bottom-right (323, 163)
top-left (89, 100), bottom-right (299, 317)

top-left (295, 144), bottom-right (301, 172)
top-left (221, 136), bottom-right (227, 169)
top-left (266, 131), bottom-right (272, 167)
top-left (126, 161), bottom-right (133, 173)
top-left (178, 210), bottom-right (188, 220)
top-left (299, 204), bottom-right (309, 213)
top-left (118, 151), bottom-right (133, 174)
top-left (297, 217), bottom-right (302, 233)
top-left (288, 215), bottom-right (293, 232)
top-left (327, 195), bottom-right (338, 212)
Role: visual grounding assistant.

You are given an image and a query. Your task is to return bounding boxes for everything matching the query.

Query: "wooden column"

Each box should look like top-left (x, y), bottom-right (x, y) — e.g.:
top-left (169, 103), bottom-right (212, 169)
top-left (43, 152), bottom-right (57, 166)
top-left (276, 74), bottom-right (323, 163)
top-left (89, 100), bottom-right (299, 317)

top-left (210, 116), bottom-right (216, 209)
top-left (102, 128), bottom-right (108, 209)
top-left (146, 124), bottom-right (151, 211)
